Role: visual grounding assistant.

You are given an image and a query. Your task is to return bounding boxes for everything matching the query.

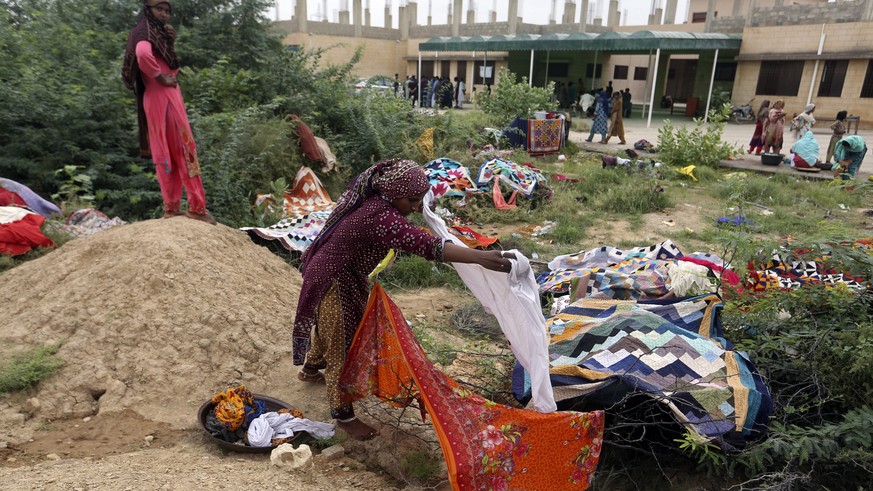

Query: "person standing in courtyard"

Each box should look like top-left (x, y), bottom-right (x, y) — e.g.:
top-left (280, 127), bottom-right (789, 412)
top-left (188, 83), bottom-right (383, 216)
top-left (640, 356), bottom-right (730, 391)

top-left (825, 110), bottom-right (848, 165)
top-left (122, 0), bottom-right (215, 224)
top-left (622, 89), bottom-right (632, 118)
top-left (748, 100), bottom-right (770, 155)
top-left (604, 91), bottom-right (626, 145)
top-left (293, 159), bottom-right (514, 441)
top-left (761, 99), bottom-right (787, 155)
top-left (586, 89), bottom-right (610, 143)
top-left (791, 103), bottom-right (816, 142)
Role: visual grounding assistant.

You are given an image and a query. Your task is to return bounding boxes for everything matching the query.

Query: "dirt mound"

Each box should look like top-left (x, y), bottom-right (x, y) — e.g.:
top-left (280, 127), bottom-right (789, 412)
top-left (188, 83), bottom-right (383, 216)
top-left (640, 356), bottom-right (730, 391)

top-left (0, 217), bottom-right (301, 429)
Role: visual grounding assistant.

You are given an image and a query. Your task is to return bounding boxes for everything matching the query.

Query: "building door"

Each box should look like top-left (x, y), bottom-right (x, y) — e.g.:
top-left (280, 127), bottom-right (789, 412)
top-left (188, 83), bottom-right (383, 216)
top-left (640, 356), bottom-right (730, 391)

top-left (421, 60), bottom-right (434, 78)
top-left (440, 60), bottom-right (451, 78)
top-left (456, 61), bottom-right (467, 82)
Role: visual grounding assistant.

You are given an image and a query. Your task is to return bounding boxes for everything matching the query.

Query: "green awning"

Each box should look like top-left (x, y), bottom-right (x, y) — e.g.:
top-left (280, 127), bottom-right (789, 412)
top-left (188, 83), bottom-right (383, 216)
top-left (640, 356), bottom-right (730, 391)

top-left (418, 30), bottom-right (741, 53)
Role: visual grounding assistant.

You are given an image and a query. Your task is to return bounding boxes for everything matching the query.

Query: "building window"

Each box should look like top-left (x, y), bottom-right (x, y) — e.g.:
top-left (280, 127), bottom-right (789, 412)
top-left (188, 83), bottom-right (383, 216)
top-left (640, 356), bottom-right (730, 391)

top-left (862, 60), bottom-right (873, 98)
top-left (817, 60), bottom-right (848, 98)
top-left (613, 65), bottom-right (629, 80)
top-left (692, 12), bottom-right (706, 23)
top-left (473, 61), bottom-right (495, 85)
top-left (585, 63), bottom-right (603, 78)
top-left (755, 60), bottom-right (804, 96)
top-left (714, 62), bottom-right (737, 82)
top-left (633, 67), bottom-right (648, 80)
top-left (548, 63), bottom-right (569, 78)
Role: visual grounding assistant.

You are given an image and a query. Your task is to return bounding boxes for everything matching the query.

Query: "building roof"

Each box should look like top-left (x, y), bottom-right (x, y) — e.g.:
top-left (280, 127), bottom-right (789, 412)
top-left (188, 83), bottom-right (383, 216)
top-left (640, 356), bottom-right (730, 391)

top-left (419, 31), bottom-right (741, 53)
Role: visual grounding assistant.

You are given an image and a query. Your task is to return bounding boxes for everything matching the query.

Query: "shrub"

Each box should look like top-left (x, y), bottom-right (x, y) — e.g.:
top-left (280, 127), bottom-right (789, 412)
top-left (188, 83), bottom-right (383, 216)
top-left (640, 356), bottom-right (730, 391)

top-left (478, 67), bottom-right (557, 127)
top-left (657, 104), bottom-right (742, 168)
top-left (0, 345), bottom-right (64, 394)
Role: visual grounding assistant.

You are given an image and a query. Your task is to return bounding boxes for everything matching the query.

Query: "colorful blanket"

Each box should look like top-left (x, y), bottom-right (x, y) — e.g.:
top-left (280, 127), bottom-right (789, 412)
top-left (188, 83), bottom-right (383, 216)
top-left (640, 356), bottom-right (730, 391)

top-left (527, 118), bottom-right (564, 156)
top-left (59, 208), bottom-right (127, 238)
top-left (242, 167), bottom-right (335, 253)
top-left (341, 284), bottom-right (605, 490)
top-left (513, 294), bottom-right (772, 447)
top-left (241, 210), bottom-right (331, 253)
top-left (539, 241), bottom-right (731, 295)
top-left (423, 158), bottom-right (478, 199)
top-left (476, 158), bottom-right (546, 199)
top-left (747, 239), bottom-right (873, 291)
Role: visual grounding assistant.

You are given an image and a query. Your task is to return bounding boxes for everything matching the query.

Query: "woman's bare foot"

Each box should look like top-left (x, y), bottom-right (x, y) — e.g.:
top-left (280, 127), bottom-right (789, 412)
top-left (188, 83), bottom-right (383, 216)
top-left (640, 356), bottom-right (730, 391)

top-left (162, 211), bottom-right (184, 219)
top-left (337, 418), bottom-right (379, 441)
top-left (297, 369), bottom-right (325, 384)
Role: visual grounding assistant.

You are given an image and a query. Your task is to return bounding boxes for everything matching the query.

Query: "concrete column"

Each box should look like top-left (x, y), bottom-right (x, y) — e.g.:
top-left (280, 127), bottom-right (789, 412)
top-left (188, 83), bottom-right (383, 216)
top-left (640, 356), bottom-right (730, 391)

top-left (664, 0), bottom-right (677, 24)
top-left (608, 0), bottom-right (619, 28)
top-left (655, 7), bottom-right (663, 24)
top-left (385, 7), bottom-right (392, 29)
top-left (593, 17), bottom-right (602, 26)
top-left (467, 6), bottom-right (475, 24)
top-left (579, 0), bottom-right (589, 32)
top-left (746, 0), bottom-right (757, 26)
top-left (508, 0), bottom-right (519, 35)
top-left (648, 13), bottom-right (655, 25)
top-left (353, 0), bottom-right (362, 36)
top-left (399, 6), bottom-right (408, 38)
top-left (732, 0), bottom-right (741, 17)
top-left (427, 15), bottom-right (431, 25)
top-left (490, 10), bottom-right (497, 22)
top-left (339, 10), bottom-right (350, 24)
top-left (704, 0), bottom-right (716, 32)
top-left (865, 0), bottom-right (873, 20)
top-left (408, 1), bottom-right (418, 27)
top-left (296, 0), bottom-right (308, 32)
top-left (365, 8), bottom-right (371, 26)
top-left (453, 0), bottom-right (462, 34)
top-left (565, 1), bottom-right (576, 25)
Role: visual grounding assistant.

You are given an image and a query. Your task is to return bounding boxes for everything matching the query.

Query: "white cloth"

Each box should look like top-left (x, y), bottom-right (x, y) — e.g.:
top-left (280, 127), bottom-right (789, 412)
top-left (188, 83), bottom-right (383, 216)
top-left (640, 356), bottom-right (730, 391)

top-left (0, 206), bottom-right (35, 224)
top-left (423, 191), bottom-right (557, 413)
top-left (247, 412), bottom-right (335, 447)
top-left (580, 93), bottom-right (595, 112)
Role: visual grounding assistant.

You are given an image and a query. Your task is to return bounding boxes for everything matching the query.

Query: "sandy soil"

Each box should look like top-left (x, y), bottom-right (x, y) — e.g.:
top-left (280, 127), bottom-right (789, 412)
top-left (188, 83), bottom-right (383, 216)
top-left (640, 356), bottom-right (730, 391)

top-left (0, 217), bottom-right (454, 489)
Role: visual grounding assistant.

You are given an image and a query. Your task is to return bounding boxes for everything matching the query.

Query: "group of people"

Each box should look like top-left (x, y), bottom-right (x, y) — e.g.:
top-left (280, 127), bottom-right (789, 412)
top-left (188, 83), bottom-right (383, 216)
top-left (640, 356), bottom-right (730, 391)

top-left (398, 74), bottom-right (470, 110)
top-left (584, 85), bottom-right (628, 145)
top-left (748, 100), bottom-right (866, 180)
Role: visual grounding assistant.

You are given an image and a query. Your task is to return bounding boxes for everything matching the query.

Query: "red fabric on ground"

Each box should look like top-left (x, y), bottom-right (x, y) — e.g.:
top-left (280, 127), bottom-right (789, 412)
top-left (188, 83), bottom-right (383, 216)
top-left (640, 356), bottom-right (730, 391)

top-left (340, 284), bottom-right (605, 490)
top-left (0, 213), bottom-right (55, 256)
top-left (291, 115), bottom-right (323, 163)
top-left (0, 188), bottom-right (28, 208)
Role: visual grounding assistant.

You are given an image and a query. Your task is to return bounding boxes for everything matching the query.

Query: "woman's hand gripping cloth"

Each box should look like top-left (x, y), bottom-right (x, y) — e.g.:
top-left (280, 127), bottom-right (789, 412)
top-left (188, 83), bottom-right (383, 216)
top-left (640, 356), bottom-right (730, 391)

top-left (422, 190), bottom-right (557, 413)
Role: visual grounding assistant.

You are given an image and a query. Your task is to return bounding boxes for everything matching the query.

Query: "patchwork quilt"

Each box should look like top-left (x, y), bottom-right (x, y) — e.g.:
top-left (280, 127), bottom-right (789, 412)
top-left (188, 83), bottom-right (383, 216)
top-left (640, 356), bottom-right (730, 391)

top-left (422, 158), bottom-right (478, 199)
top-left (513, 294), bottom-right (773, 447)
top-left (476, 158), bottom-right (547, 199)
top-left (747, 239), bottom-right (873, 291)
top-left (527, 118), bottom-right (564, 156)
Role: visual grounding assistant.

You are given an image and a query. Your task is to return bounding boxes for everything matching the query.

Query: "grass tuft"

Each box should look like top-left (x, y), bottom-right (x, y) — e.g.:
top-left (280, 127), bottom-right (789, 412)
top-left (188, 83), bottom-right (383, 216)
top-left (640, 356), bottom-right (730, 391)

top-left (0, 344), bottom-right (64, 394)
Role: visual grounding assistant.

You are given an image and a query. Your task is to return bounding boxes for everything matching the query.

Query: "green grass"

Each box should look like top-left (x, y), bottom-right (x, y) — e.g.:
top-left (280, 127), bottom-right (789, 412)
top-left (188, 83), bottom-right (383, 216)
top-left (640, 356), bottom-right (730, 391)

top-left (0, 345), bottom-right (64, 394)
top-left (377, 254), bottom-right (467, 291)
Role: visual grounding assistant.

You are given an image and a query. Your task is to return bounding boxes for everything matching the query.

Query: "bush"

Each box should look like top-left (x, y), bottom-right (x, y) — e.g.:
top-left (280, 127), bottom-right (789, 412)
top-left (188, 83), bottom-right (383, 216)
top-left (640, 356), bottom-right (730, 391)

top-left (0, 345), bottom-right (64, 394)
top-left (478, 67), bottom-right (557, 127)
top-left (657, 104), bottom-right (742, 168)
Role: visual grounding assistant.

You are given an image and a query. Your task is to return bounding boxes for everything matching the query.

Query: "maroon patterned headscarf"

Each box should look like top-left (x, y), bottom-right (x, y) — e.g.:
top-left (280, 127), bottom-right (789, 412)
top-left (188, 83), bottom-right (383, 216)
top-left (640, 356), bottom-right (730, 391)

top-left (301, 159), bottom-right (429, 272)
top-left (121, 1), bottom-right (181, 158)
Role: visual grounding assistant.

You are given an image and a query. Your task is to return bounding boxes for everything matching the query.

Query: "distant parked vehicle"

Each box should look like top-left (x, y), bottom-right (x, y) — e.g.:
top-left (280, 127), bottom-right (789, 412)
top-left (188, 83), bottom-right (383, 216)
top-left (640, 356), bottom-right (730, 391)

top-left (352, 75), bottom-right (394, 94)
top-left (731, 98), bottom-right (756, 124)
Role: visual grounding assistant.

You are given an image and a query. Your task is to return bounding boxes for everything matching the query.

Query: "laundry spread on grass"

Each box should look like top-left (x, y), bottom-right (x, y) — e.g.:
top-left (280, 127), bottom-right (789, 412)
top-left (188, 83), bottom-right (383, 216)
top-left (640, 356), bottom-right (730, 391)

top-left (747, 238), bottom-right (873, 291)
top-left (476, 158), bottom-right (548, 199)
top-left (59, 208), bottom-right (127, 238)
top-left (537, 240), bottom-right (738, 296)
top-left (340, 284), bottom-right (604, 490)
top-left (241, 166), bottom-right (335, 253)
top-left (512, 294), bottom-right (773, 449)
top-left (0, 206), bottom-right (55, 256)
top-left (423, 158), bottom-right (479, 198)
top-left (0, 178), bottom-right (61, 217)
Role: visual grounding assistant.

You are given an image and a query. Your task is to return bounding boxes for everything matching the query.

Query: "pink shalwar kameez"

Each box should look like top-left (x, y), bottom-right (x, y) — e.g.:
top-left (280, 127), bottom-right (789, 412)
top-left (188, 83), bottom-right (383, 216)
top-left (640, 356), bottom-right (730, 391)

top-left (135, 40), bottom-right (207, 215)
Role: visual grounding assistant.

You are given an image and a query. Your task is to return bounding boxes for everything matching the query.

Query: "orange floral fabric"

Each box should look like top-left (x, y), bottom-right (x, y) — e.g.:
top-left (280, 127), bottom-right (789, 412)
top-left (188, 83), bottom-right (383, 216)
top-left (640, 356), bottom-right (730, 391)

top-left (340, 284), bottom-right (605, 490)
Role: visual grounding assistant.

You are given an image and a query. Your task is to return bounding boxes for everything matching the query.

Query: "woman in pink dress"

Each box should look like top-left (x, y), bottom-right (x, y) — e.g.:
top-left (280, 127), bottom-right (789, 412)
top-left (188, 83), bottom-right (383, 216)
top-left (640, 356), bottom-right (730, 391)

top-left (122, 0), bottom-right (215, 224)
top-left (761, 99), bottom-right (787, 155)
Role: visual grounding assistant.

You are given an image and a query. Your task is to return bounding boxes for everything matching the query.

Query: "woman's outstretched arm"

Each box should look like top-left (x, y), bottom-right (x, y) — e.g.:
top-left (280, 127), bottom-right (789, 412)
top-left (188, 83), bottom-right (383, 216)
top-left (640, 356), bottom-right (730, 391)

top-left (442, 243), bottom-right (515, 273)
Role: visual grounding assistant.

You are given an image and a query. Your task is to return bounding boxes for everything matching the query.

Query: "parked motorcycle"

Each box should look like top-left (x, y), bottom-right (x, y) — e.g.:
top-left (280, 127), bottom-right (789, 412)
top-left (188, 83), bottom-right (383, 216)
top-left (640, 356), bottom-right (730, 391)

top-left (731, 98), bottom-right (755, 124)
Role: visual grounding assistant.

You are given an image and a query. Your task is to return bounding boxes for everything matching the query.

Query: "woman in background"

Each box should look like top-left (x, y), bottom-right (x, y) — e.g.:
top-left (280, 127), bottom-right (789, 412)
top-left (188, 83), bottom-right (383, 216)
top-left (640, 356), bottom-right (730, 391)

top-left (122, 0), bottom-right (215, 224)
top-left (748, 100), bottom-right (770, 155)
top-left (825, 110), bottom-right (848, 165)
top-left (604, 91), bottom-right (626, 145)
top-left (761, 99), bottom-right (787, 155)
top-left (585, 90), bottom-right (610, 143)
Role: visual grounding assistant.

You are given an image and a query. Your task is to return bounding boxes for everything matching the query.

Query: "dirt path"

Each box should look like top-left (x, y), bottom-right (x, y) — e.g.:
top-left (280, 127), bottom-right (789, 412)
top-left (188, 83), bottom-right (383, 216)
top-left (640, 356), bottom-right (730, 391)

top-left (0, 218), bottom-right (475, 489)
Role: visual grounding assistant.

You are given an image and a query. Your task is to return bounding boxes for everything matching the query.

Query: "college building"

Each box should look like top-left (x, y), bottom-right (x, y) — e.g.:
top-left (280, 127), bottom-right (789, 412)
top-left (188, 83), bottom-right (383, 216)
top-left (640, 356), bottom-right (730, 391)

top-left (276, 0), bottom-right (873, 127)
